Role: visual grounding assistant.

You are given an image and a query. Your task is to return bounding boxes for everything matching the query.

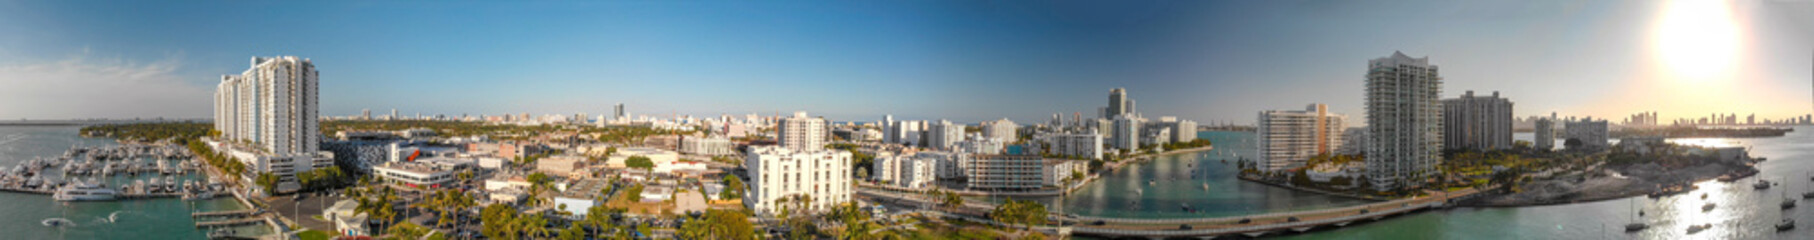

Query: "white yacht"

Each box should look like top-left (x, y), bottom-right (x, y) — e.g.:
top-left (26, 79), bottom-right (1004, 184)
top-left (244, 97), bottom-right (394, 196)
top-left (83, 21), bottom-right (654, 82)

top-left (53, 179), bottom-right (117, 201)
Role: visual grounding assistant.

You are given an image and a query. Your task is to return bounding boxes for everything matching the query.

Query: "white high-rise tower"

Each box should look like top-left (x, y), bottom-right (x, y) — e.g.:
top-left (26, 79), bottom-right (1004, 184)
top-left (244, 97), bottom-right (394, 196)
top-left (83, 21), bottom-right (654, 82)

top-left (215, 56), bottom-right (321, 156)
top-left (1364, 51), bottom-right (1443, 191)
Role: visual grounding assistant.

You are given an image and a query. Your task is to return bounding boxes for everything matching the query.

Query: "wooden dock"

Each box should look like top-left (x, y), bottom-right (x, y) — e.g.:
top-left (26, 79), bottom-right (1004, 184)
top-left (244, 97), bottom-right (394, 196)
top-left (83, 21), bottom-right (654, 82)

top-left (195, 217), bottom-right (264, 228)
top-left (0, 186), bottom-right (53, 194)
top-left (0, 185), bottom-right (182, 199)
top-left (193, 209), bottom-right (258, 218)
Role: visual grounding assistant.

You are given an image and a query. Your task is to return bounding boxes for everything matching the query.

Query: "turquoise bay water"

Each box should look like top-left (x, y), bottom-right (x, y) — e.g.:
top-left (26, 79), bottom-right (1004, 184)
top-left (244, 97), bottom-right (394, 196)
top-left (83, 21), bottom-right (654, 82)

top-left (1026, 131), bottom-right (1375, 219)
top-left (0, 126), bottom-right (267, 240)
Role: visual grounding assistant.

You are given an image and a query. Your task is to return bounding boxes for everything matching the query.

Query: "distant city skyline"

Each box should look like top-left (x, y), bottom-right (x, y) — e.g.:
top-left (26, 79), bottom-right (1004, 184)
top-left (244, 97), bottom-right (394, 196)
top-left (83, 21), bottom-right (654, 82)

top-left (2, 0), bottom-right (1812, 126)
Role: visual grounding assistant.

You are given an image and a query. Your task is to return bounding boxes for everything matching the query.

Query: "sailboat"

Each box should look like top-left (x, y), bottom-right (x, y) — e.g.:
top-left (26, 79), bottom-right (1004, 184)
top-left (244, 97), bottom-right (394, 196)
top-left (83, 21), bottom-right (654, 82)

top-left (1784, 177), bottom-right (1798, 210)
top-left (1624, 198), bottom-right (1647, 232)
top-left (1804, 171), bottom-right (1814, 199)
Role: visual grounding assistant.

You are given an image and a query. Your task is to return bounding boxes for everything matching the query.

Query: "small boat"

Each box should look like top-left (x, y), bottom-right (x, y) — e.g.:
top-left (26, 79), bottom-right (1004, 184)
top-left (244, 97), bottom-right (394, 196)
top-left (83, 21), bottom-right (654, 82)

top-left (208, 228), bottom-right (237, 239)
top-left (1780, 218), bottom-right (1797, 231)
top-left (1624, 198), bottom-right (1646, 232)
top-left (1756, 180), bottom-right (1773, 190)
top-left (184, 191), bottom-right (215, 201)
top-left (1202, 183), bottom-right (1210, 191)
top-left (1703, 203), bottom-right (1717, 211)
top-left (41, 218), bottom-right (73, 227)
top-left (1784, 179), bottom-right (1798, 209)
top-left (1701, 193), bottom-right (1708, 199)
top-left (1687, 223), bottom-right (1712, 234)
top-left (1624, 223), bottom-right (1648, 232)
top-left (1804, 191), bottom-right (1814, 199)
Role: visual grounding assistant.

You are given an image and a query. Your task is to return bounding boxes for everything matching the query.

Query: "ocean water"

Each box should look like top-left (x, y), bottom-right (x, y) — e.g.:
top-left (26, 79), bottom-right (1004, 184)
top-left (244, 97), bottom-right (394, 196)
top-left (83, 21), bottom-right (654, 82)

top-left (0, 126), bottom-right (269, 240)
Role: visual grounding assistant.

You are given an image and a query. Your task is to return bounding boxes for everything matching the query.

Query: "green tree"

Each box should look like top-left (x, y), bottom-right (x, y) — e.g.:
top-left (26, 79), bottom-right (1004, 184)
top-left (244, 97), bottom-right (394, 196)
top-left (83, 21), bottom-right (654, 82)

top-left (582, 204), bottom-right (620, 238)
top-left (517, 213), bottom-right (551, 239)
top-left (480, 204), bottom-right (518, 240)
top-left (386, 222), bottom-right (431, 240)
top-left (625, 156), bottom-right (655, 176)
top-left (625, 184), bottom-right (646, 202)
top-left (557, 223), bottom-right (586, 240)
top-left (941, 191), bottom-right (964, 211)
top-left (296, 170), bottom-right (317, 191)
top-left (989, 198), bottom-right (1047, 231)
top-left (254, 172), bottom-right (280, 195)
top-left (720, 175), bottom-right (744, 200)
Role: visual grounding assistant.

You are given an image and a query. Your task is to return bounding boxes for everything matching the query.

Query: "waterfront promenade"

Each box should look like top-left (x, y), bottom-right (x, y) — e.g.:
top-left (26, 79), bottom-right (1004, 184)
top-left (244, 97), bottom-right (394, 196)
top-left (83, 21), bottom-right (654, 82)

top-left (859, 186), bottom-right (1487, 238)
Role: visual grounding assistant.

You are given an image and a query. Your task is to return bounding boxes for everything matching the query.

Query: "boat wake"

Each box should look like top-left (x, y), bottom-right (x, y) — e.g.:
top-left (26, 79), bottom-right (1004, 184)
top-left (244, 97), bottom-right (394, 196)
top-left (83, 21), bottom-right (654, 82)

top-left (0, 134), bottom-right (26, 147)
top-left (41, 218), bottom-right (75, 227)
top-left (92, 210), bottom-right (133, 224)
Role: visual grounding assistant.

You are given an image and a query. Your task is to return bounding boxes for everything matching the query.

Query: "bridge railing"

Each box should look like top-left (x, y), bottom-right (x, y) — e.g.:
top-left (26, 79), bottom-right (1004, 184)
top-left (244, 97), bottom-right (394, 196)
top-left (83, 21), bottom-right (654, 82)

top-left (1070, 202), bottom-right (1440, 237)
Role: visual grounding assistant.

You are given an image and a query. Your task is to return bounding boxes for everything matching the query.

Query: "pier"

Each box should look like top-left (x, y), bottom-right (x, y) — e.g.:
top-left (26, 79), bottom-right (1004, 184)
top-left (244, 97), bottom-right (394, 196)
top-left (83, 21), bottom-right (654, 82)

top-left (195, 217), bottom-right (266, 228)
top-left (192, 209), bottom-right (259, 218)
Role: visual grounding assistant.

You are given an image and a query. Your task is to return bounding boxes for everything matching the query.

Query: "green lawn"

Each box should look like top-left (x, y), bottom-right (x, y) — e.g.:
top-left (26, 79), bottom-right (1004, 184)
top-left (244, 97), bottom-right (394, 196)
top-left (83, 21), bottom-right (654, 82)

top-left (298, 230), bottom-right (336, 240)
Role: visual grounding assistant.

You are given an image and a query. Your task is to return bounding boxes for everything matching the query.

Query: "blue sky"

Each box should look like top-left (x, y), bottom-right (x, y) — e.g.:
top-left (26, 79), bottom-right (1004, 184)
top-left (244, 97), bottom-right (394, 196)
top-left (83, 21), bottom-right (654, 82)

top-left (2, 0), bottom-right (1812, 125)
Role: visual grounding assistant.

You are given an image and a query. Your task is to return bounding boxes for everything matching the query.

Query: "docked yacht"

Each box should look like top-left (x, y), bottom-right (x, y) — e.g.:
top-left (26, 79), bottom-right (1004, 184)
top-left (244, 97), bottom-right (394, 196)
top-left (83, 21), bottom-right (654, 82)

top-left (53, 179), bottom-right (116, 201)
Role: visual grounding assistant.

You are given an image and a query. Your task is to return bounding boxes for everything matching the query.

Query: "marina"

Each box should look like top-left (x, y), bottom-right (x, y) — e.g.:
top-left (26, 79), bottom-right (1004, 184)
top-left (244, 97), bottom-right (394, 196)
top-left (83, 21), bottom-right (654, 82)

top-left (0, 143), bottom-right (223, 203)
top-left (0, 126), bottom-right (272, 239)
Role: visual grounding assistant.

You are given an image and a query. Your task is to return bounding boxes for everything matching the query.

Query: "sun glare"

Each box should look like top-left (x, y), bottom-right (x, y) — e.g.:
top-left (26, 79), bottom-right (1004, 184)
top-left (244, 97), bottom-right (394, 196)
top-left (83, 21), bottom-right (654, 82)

top-left (1652, 0), bottom-right (1741, 82)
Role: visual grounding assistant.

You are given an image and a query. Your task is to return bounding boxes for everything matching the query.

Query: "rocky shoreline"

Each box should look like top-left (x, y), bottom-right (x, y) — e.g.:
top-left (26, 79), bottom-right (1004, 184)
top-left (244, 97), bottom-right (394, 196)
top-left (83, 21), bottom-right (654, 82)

top-left (1469, 160), bottom-right (1758, 207)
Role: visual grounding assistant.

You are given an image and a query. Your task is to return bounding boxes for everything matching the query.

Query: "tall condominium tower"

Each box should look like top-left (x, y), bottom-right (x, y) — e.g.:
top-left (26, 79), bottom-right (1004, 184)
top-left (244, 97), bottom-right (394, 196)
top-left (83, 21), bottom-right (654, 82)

top-left (215, 56), bottom-right (321, 157)
top-left (1257, 104), bottom-right (1347, 172)
top-left (1441, 90), bottom-right (1515, 150)
top-left (926, 120), bottom-right (963, 150)
top-left (1108, 88), bottom-right (1129, 118)
top-left (1364, 51), bottom-right (1443, 191)
top-left (777, 111), bottom-right (826, 151)
top-left (1111, 114), bottom-right (1142, 150)
top-left (981, 118), bottom-right (1018, 141)
top-left (1534, 112), bottom-right (1557, 151)
top-left (614, 103), bottom-right (626, 120)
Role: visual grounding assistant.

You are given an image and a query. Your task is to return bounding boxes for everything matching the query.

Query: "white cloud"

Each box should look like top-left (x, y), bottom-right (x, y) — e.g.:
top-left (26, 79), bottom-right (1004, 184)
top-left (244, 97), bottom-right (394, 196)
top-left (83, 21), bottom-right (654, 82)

top-left (0, 54), bottom-right (210, 119)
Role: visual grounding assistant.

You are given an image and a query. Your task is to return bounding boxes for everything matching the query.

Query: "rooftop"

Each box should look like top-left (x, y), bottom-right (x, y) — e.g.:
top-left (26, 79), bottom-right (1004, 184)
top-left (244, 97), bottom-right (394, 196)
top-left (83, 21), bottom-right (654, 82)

top-left (558, 178), bottom-right (611, 199)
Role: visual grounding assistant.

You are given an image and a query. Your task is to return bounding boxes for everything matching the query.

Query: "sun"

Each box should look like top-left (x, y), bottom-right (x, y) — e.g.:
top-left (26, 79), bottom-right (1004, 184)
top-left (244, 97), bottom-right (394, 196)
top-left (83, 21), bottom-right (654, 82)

top-left (1651, 0), bottom-right (1741, 82)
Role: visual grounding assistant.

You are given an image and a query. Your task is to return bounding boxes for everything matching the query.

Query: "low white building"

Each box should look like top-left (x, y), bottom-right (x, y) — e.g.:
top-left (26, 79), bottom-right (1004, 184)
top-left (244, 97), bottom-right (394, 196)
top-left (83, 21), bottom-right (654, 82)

top-left (873, 154), bottom-right (935, 188)
top-left (553, 179), bottom-right (610, 218)
top-left (915, 151), bottom-right (973, 180)
top-left (606, 147), bottom-right (680, 169)
top-left (536, 155), bottom-right (589, 178)
top-left (1038, 131), bottom-right (1104, 160)
top-left (954, 135), bottom-right (1006, 154)
top-left (477, 156), bottom-right (507, 169)
top-left (680, 136), bottom-right (736, 156)
top-left (1042, 160), bottom-right (1088, 187)
top-left (372, 158), bottom-right (468, 188)
top-left (641, 185), bottom-right (675, 202)
top-left (652, 161), bottom-right (711, 176)
top-left (324, 200), bottom-right (370, 236)
top-left (744, 145), bottom-right (852, 215)
top-left (966, 154), bottom-right (1045, 191)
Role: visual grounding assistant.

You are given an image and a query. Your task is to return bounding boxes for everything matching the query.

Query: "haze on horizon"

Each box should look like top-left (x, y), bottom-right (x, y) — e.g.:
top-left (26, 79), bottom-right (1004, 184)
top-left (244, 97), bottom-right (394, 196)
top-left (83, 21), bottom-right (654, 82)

top-left (1, 0), bottom-right (1812, 126)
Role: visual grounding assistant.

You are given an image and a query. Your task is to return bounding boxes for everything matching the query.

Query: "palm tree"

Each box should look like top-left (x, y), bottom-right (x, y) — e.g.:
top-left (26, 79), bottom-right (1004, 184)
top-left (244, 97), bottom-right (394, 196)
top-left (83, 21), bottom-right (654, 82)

top-left (518, 213), bottom-right (551, 239)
